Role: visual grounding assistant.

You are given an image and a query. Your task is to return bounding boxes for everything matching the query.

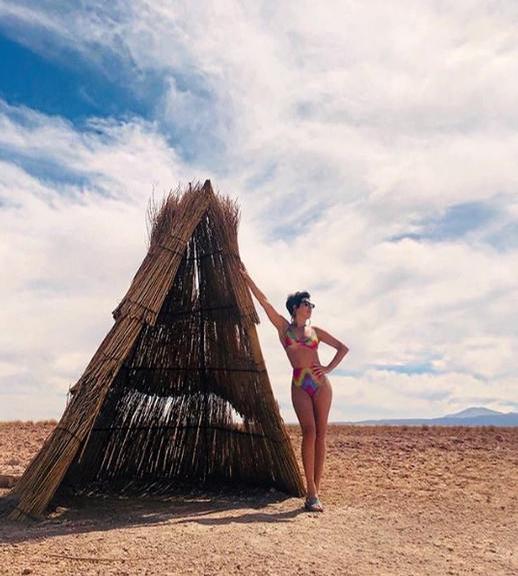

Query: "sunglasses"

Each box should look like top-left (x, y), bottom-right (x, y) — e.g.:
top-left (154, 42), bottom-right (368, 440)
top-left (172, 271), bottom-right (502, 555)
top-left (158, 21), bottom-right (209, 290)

top-left (300, 299), bottom-right (315, 309)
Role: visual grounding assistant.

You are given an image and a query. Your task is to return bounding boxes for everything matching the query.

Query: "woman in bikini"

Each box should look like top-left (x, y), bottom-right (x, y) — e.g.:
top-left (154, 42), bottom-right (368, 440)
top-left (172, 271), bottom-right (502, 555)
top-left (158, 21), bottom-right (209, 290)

top-left (239, 263), bottom-right (349, 512)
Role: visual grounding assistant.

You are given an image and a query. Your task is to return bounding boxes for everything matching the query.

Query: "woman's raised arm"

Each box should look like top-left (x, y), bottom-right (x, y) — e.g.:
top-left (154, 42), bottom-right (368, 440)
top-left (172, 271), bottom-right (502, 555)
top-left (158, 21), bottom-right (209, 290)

top-left (239, 262), bottom-right (288, 332)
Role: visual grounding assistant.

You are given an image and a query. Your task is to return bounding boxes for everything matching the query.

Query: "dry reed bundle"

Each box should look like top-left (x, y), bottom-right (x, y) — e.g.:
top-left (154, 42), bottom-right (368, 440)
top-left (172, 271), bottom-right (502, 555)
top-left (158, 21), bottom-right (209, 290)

top-left (2, 180), bottom-right (304, 521)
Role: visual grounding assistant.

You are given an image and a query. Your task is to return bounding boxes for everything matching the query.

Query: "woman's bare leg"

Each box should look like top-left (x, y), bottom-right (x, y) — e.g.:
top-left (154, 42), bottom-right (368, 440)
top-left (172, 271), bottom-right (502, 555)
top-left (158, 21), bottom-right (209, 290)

top-left (291, 384), bottom-right (317, 498)
top-left (313, 379), bottom-right (332, 494)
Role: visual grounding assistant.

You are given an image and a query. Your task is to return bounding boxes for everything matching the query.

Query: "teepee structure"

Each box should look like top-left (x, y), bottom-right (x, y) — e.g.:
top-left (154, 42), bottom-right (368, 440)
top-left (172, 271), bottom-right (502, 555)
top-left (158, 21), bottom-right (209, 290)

top-left (3, 180), bottom-right (304, 520)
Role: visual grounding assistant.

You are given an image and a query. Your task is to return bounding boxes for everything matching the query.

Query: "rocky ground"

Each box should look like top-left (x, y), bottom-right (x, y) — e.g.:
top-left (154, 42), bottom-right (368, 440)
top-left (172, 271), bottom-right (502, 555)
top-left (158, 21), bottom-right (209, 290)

top-left (0, 421), bottom-right (517, 575)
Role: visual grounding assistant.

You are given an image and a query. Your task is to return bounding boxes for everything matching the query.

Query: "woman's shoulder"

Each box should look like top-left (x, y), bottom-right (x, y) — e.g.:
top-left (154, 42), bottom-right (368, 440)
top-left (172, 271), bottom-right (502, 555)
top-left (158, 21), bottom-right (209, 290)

top-left (312, 325), bottom-right (323, 337)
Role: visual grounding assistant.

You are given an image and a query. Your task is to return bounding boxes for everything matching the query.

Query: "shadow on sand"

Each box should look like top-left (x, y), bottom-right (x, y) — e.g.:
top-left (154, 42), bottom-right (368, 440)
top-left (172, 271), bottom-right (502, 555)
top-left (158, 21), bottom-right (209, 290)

top-left (0, 486), bottom-right (307, 544)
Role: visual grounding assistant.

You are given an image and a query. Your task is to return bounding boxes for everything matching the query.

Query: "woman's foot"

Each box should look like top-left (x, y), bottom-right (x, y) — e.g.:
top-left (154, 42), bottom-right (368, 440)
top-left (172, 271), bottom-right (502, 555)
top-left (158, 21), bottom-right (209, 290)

top-left (304, 495), bottom-right (324, 512)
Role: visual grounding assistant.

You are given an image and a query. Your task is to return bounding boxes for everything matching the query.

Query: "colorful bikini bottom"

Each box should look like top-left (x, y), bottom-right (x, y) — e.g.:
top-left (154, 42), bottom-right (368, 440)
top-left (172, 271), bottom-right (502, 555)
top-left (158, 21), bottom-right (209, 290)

top-left (291, 367), bottom-right (322, 397)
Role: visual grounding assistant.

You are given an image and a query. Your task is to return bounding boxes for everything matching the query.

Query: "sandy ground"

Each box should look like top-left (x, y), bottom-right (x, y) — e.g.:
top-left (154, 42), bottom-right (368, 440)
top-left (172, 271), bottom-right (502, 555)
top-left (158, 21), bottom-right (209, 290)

top-left (0, 421), bottom-right (517, 576)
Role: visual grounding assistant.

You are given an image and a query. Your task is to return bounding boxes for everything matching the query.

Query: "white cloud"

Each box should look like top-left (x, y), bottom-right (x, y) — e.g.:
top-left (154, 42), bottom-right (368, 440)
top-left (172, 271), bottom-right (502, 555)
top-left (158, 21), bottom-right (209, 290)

top-left (0, 1), bottom-right (517, 421)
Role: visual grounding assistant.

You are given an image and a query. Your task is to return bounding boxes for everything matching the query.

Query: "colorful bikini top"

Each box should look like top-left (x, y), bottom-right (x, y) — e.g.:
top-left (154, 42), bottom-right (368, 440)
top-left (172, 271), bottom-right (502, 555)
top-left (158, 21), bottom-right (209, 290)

top-left (284, 324), bottom-right (319, 350)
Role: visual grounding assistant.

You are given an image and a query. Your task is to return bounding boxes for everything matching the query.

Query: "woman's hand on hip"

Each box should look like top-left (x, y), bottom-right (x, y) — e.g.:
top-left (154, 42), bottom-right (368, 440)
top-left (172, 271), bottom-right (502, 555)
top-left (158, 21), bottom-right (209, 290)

top-left (311, 362), bottom-right (330, 379)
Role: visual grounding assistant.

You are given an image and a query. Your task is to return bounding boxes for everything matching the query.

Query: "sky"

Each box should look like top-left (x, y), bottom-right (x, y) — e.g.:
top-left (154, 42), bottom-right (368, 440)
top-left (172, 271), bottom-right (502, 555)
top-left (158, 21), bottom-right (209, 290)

top-left (0, 1), bottom-right (517, 423)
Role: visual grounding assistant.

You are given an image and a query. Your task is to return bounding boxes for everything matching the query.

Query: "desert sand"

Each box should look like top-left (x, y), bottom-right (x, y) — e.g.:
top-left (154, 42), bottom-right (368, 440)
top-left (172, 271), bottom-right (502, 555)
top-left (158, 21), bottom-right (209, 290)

top-left (0, 421), bottom-right (516, 576)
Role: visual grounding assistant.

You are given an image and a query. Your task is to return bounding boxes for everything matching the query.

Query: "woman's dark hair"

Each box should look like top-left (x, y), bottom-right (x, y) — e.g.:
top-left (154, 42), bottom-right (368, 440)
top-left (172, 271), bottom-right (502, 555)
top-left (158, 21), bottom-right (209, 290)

top-left (286, 291), bottom-right (311, 316)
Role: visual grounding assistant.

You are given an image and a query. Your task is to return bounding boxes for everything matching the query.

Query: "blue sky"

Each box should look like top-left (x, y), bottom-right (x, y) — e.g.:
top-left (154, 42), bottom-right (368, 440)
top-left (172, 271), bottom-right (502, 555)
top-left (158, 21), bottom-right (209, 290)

top-left (1, 1), bottom-right (517, 422)
top-left (0, 33), bottom-right (153, 122)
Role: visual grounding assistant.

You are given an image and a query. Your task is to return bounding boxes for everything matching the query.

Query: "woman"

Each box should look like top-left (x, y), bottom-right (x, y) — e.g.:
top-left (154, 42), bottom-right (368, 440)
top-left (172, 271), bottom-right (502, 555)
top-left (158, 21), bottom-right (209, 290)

top-left (239, 263), bottom-right (349, 512)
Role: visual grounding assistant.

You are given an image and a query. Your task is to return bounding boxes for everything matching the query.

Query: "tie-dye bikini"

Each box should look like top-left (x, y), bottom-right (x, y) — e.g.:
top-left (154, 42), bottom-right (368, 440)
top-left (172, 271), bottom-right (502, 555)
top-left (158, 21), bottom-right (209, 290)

top-left (284, 324), bottom-right (323, 397)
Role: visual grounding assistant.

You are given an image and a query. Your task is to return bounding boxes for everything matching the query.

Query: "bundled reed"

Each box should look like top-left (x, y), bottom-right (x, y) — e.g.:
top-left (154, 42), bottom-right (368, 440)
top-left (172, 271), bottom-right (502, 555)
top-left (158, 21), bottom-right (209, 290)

top-left (2, 180), bottom-right (304, 521)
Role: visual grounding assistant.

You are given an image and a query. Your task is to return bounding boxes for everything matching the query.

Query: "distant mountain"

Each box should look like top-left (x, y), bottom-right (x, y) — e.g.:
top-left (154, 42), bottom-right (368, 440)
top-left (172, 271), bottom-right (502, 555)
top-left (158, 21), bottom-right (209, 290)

top-left (444, 406), bottom-right (503, 419)
top-left (343, 406), bottom-right (518, 427)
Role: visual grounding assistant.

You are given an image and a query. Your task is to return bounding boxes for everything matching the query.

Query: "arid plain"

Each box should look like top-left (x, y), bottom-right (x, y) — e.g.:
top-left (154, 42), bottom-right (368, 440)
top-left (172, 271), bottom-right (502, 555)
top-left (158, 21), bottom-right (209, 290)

top-left (1, 421), bottom-right (516, 576)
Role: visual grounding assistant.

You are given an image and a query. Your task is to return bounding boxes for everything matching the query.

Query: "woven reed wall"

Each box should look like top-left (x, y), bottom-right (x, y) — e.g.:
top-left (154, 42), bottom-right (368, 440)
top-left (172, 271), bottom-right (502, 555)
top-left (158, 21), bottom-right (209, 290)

top-left (3, 180), bottom-right (304, 520)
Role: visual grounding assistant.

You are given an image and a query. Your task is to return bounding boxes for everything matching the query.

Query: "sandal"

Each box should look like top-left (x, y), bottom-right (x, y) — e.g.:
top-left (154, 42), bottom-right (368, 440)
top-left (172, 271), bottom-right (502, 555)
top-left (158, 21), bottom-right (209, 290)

top-left (304, 496), bottom-right (324, 512)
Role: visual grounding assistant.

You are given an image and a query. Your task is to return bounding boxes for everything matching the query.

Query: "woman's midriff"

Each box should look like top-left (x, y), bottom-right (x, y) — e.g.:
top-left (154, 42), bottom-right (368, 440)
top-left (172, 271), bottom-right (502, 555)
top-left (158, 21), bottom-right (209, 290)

top-left (285, 346), bottom-right (318, 365)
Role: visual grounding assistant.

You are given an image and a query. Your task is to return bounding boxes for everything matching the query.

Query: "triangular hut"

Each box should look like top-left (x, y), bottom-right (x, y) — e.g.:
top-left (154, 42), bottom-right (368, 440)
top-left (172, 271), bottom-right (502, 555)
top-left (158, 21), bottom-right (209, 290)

top-left (4, 180), bottom-right (305, 520)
